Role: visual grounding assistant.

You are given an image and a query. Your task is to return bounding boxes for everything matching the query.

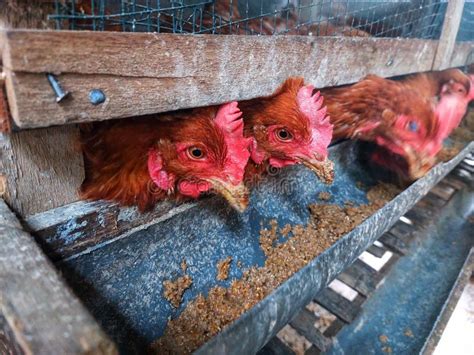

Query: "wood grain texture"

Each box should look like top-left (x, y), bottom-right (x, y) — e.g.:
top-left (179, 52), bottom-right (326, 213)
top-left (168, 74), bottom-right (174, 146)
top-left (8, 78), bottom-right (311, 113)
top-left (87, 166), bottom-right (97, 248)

top-left (289, 308), bottom-right (331, 351)
top-left (2, 30), bottom-right (441, 128)
top-left (0, 79), bottom-right (11, 132)
top-left (0, 125), bottom-right (84, 217)
top-left (449, 41), bottom-right (474, 68)
top-left (0, 199), bottom-right (117, 354)
top-left (0, 314), bottom-right (24, 355)
top-left (0, 4), bottom-right (85, 219)
top-left (25, 199), bottom-right (198, 261)
top-left (433, 0), bottom-right (465, 70)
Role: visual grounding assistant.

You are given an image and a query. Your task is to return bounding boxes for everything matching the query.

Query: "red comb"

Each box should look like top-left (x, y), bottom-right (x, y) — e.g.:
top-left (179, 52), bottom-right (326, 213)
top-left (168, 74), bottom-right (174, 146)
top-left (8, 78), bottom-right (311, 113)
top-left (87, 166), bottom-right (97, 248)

top-left (297, 85), bottom-right (333, 159)
top-left (214, 102), bottom-right (251, 183)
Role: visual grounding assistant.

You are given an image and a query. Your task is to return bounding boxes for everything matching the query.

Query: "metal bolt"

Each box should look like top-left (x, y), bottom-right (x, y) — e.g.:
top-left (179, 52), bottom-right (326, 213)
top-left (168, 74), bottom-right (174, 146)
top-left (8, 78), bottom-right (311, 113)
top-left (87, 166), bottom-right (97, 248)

top-left (386, 58), bottom-right (394, 67)
top-left (89, 89), bottom-right (106, 105)
top-left (46, 74), bottom-right (69, 103)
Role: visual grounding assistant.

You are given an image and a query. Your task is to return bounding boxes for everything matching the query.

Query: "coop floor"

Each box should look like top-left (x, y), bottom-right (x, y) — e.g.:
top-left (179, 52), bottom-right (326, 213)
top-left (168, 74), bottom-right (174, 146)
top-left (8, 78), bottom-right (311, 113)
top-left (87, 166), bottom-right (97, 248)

top-left (325, 187), bottom-right (473, 354)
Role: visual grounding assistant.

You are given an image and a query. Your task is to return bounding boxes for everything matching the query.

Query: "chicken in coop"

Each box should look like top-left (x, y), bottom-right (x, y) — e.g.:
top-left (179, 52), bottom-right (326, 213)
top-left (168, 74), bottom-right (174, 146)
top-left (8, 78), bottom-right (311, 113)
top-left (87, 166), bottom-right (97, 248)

top-left (79, 102), bottom-right (252, 212)
top-left (397, 69), bottom-right (474, 147)
top-left (321, 75), bottom-right (441, 180)
top-left (205, 0), bottom-right (369, 36)
top-left (239, 77), bottom-right (334, 184)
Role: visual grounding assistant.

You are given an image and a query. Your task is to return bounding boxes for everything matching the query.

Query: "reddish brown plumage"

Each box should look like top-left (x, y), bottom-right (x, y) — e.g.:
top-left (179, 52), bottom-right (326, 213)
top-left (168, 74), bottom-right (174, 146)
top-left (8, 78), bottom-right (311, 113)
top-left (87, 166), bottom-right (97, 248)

top-left (80, 104), bottom-right (250, 211)
top-left (239, 77), bottom-right (334, 183)
top-left (398, 69), bottom-right (471, 99)
top-left (321, 75), bottom-right (439, 179)
top-left (323, 75), bottom-right (436, 140)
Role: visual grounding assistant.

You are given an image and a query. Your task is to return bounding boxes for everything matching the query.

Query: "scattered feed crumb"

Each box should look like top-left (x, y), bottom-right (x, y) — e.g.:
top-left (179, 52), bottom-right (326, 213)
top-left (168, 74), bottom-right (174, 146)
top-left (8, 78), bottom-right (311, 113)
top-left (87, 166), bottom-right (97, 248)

top-left (437, 146), bottom-right (461, 163)
top-left (356, 181), bottom-right (366, 189)
top-left (382, 346), bottom-right (393, 353)
top-left (152, 183), bottom-right (399, 353)
top-left (404, 328), bottom-right (414, 338)
top-left (216, 257), bottom-right (232, 281)
top-left (280, 224), bottom-right (292, 237)
top-left (318, 191), bottom-right (331, 201)
top-left (181, 260), bottom-right (188, 273)
top-left (379, 335), bottom-right (389, 343)
top-left (237, 260), bottom-right (243, 268)
top-left (163, 275), bottom-right (193, 309)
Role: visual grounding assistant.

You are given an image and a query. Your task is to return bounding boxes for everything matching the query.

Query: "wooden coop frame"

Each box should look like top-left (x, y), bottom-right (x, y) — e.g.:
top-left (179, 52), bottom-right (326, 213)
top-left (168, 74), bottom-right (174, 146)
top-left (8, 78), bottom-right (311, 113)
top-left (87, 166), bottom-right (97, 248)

top-left (0, 0), bottom-right (473, 353)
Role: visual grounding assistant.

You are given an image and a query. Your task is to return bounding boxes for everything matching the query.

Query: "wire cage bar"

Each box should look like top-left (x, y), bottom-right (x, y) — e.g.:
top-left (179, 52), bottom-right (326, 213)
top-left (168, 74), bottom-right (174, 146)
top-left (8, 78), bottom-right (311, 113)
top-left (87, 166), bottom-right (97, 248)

top-left (49, 0), bottom-right (458, 40)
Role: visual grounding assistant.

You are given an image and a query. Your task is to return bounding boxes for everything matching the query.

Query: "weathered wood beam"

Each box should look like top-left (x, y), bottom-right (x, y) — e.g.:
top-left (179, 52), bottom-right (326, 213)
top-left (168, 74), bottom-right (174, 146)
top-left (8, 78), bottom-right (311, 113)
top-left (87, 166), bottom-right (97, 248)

top-left (449, 41), bottom-right (474, 68)
top-left (433, 0), bottom-right (465, 70)
top-left (25, 199), bottom-right (198, 261)
top-left (0, 4), bottom-right (85, 219)
top-left (1, 30), bottom-right (441, 129)
top-left (0, 199), bottom-right (117, 354)
top-left (0, 125), bottom-right (84, 217)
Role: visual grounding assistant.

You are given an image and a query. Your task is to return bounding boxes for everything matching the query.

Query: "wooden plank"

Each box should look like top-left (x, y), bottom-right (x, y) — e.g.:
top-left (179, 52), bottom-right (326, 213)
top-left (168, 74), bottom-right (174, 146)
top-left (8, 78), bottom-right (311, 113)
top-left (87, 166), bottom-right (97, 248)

top-left (314, 289), bottom-right (363, 324)
top-left (433, 0), bottom-right (465, 70)
top-left (258, 337), bottom-right (295, 355)
top-left (0, 1), bottom-right (85, 219)
top-left (366, 244), bottom-right (386, 258)
top-left (424, 192), bottom-right (449, 209)
top-left (304, 345), bottom-right (321, 355)
top-left (378, 232), bottom-right (410, 255)
top-left (25, 199), bottom-right (198, 261)
top-left (405, 206), bottom-right (434, 225)
top-left (0, 199), bottom-right (116, 354)
top-left (336, 259), bottom-right (379, 296)
top-left (0, 125), bottom-right (84, 217)
top-left (0, 78), bottom-right (11, 133)
top-left (0, 314), bottom-right (24, 355)
top-left (322, 318), bottom-right (345, 338)
top-left (429, 183), bottom-right (456, 202)
top-left (450, 41), bottom-right (474, 68)
top-left (1, 30), bottom-right (440, 128)
top-left (290, 309), bottom-right (331, 351)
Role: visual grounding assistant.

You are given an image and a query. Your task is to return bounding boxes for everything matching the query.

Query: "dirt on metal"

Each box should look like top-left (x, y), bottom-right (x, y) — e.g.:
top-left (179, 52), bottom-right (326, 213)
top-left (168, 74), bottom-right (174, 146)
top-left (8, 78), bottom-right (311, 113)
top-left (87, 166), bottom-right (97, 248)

top-left (151, 183), bottom-right (399, 354)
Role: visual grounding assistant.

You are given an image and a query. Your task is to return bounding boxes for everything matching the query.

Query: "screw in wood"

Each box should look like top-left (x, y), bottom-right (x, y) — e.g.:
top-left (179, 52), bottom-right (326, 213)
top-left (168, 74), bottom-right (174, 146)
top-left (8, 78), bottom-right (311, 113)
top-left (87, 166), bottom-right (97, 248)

top-left (46, 74), bottom-right (70, 103)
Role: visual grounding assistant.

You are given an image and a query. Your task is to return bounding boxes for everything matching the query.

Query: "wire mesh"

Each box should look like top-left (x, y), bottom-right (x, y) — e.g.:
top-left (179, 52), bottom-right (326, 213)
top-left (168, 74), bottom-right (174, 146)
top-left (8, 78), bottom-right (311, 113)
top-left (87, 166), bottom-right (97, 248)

top-left (49, 1), bottom-right (455, 39)
top-left (457, 2), bottom-right (474, 42)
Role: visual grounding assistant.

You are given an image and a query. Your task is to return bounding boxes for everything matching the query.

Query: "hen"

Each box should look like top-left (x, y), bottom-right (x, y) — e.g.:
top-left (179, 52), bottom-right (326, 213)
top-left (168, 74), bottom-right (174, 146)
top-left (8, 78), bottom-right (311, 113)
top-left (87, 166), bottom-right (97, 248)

top-left (204, 0), bottom-right (369, 36)
top-left (321, 75), bottom-right (440, 180)
top-left (239, 77), bottom-right (334, 184)
top-left (80, 102), bottom-right (251, 212)
top-left (398, 69), bottom-right (474, 145)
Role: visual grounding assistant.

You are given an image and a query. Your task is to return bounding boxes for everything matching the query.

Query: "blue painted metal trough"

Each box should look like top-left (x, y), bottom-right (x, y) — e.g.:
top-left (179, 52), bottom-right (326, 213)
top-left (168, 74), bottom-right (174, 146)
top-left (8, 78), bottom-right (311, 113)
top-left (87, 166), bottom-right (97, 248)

top-left (51, 140), bottom-right (473, 354)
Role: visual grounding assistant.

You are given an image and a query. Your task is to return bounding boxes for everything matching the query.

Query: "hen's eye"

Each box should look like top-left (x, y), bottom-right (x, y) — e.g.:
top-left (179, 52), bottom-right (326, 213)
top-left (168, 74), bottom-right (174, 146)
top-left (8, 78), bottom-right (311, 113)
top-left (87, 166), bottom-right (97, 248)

top-left (275, 128), bottom-right (293, 141)
top-left (187, 147), bottom-right (205, 160)
top-left (407, 121), bottom-right (419, 132)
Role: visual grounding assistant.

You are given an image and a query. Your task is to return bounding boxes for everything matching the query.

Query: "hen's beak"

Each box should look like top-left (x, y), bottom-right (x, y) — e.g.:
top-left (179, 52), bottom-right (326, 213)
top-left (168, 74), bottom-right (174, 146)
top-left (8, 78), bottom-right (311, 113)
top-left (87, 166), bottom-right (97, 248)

top-left (206, 179), bottom-right (249, 212)
top-left (402, 145), bottom-right (436, 180)
top-left (299, 157), bottom-right (335, 184)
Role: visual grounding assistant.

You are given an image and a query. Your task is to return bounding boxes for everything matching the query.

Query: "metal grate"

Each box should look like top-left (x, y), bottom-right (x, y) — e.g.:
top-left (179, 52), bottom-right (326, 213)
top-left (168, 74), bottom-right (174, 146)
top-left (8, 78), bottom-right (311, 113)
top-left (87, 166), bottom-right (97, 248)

top-left (49, 0), bottom-right (451, 39)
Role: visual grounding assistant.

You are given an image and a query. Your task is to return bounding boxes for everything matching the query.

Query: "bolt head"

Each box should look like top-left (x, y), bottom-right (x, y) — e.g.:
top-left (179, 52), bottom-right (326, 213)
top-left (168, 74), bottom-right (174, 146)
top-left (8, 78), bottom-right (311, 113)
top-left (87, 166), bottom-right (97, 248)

top-left (89, 89), bottom-right (106, 105)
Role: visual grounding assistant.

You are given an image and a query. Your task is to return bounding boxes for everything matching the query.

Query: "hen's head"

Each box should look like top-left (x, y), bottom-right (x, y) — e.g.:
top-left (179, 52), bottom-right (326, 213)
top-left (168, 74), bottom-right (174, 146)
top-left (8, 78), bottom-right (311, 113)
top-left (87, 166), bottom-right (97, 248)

top-left (351, 76), bottom-right (439, 180)
top-left (435, 73), bottom-right (474, 143)
top-left (243, 77), bottom-right (334, 183)
top-left (147, 102), bottom-right (252, 211)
